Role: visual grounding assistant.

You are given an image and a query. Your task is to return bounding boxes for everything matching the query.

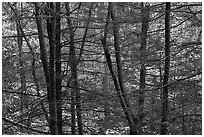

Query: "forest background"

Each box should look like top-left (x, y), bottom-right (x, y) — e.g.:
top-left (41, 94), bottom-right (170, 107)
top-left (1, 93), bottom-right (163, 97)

top-left (1, 1), bottom-right (202, 135)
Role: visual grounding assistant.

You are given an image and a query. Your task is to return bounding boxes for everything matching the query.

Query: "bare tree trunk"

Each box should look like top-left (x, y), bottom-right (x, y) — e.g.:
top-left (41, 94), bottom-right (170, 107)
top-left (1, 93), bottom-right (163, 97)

top-left (191, 86), bottom-right (197, 135)
top-left (35, 2), bottom-right (53, 133)
top-left (16, 13), bottom-right (26, 134)
top-left (76, 81), bottom-right (83, 135)
top-left (110, 3), bottom-right (134, 120)
top-left (180, 90), bottom-right (186, 134)
top-left (31, 54), bottom-right (50, 126)
top-left (34, 3), bottom-right (49, 83)
top-left (65, 3), bottom-right (76, 134)
top-left (161, 2), bottom-right (171, 135)
top-left (101, 2), bottom-right (136, 135)
top-left (55, 2), bottom-right (63, 135)
top-left (101, 63), bottom-right (110, 134)
top-left (65, 3), bottom-right (83, 134)
top-left (11, 3), bottom-right (29, 133)
top-left (16, 9), bottom-right (27, 111)
top-left (46, 2), bottom-right (58, 134)
top-left (137, 2), bottom-right (150, 134)
top-left (77, 3), bottom-right (92, 65)
top-left (75, 6), bottom-right (92, 133)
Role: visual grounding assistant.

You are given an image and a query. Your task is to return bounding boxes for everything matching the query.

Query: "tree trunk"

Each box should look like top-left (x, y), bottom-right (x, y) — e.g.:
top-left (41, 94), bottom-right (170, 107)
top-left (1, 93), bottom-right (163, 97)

top-left (181, 90), bottom-right (186, 134)
top-left (110, 3), bottom-right (134, 121)
top-left (101, 2), bottom-right (137, 135)
top-left (161, 2), bottom-right (171, 135)
top-left (65, 3), bottom-right (76, 134)
top-left (55, 2), bottom-right (63, 135)
top-left (12, 3), bottom-right (29, 133)
top-left (137, 2), bottom-right (150, 134)
top-left (46, 2), bottom-right (58, 134)
top-left (35, 3), bottom-right (49, 84)
top-left (35, 2), bottom-right (52, 132)
top-left (65, 3), bottom-right (83, 134)
top-left (101, 63), bottom-right (110, 134)
top-left (31, 53), bottom-right (50, 126)
top-left (76, 80), bottom-right (83, 135)
top-left (77, 3), bottom-right (93, 65)
top-left (16, 9), bottom-right (28, 111)
top-left (16, 13), bottom-right (27, 134)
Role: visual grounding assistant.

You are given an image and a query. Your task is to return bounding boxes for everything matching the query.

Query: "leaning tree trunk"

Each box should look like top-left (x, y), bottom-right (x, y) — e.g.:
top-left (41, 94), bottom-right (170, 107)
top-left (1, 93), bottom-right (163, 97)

top-left (101, 2), bottom-right (137, 135)
top-left (161, 2), bottom-right (171, 135)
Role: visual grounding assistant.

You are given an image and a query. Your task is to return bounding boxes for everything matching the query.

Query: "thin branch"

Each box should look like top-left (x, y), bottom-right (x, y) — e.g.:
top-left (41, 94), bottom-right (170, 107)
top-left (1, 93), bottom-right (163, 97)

top-left (3, 117), bottom-right (49, 134)
top-left (168, 114), bottom-right (201, 125)
top-left (3, 89), bottom-right (46, 98)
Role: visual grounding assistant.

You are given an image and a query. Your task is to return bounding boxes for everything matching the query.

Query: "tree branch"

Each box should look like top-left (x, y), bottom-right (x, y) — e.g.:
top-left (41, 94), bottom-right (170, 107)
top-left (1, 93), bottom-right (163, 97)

top-left (3, 117), bottom-right (49, 134)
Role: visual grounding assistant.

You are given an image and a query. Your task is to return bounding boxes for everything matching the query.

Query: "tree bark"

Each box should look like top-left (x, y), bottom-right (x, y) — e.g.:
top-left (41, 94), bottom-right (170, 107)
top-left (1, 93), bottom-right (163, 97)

top-left (55, 2), bottom-right (63, 135)
top-left (16, 12), bottom-right (27, 133)
top-left (65, 3), bottom-right (83, 134)
top-left (101, 63), bottom-right (110, 134)
top-left (77, 3), bottom-right (93, 65)
top-left (35, 3), bottom-right (49, 84)
top-left (137, 2), bottom-right (150, 134)
top-left (161, 2), bottom-right (171, 135)
top-left (101, 2), bottom-right (137, 135)
top-left (46, 2), bottom-right (58, 134)
top-left (31, 54), bottom-right (50, 126)
top-left (11, 3), bottom-right (29, 133)
top-left (35, 3), bottom-right (53, 132)
top-left (75, 4), bottom-right (83, 135)
top-left (181, 90), bottom-right (186, 134)
top-left (65, 3), bottom-right (76, 134)
top-left (16, 6), bottom-right (28, 111)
